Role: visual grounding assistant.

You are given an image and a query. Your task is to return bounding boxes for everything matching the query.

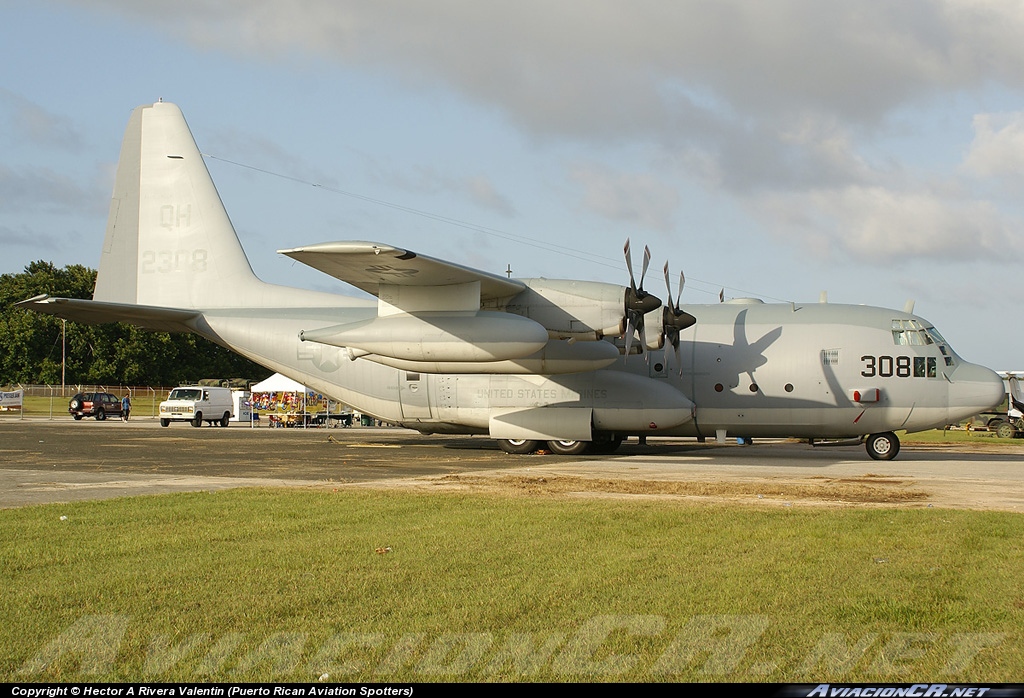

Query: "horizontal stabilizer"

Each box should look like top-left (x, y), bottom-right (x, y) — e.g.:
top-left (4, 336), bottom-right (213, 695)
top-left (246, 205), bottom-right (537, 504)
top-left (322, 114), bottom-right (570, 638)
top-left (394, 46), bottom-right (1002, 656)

top-left (16, 295), bottom-right (199, 332)
top-left (279, 241), bottom-right (525, 303)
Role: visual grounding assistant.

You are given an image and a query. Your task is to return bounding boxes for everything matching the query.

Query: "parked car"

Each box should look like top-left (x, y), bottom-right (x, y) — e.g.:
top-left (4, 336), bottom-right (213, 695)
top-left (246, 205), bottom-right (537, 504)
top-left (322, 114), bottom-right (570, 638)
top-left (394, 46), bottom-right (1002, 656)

top-left (68, 392), bottom-right (124, 421)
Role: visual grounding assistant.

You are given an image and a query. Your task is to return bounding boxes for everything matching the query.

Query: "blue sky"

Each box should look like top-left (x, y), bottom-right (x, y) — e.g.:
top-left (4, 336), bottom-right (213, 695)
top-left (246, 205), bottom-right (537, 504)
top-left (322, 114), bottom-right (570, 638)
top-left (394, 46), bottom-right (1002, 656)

top-left (2, 0), bottom-right (1023, 370)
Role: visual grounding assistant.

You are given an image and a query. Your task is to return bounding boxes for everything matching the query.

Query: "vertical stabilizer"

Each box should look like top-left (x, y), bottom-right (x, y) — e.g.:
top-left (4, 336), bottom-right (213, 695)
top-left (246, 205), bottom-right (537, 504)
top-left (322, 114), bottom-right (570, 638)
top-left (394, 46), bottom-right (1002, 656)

top-left (94, 101), bottom-right (261, 308)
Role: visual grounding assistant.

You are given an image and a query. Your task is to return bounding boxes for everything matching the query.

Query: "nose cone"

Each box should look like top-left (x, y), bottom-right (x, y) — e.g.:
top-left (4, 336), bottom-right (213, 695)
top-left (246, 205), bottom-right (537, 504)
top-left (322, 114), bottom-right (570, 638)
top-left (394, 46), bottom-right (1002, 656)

top-left (948, 362), bottom-right (1005, 422)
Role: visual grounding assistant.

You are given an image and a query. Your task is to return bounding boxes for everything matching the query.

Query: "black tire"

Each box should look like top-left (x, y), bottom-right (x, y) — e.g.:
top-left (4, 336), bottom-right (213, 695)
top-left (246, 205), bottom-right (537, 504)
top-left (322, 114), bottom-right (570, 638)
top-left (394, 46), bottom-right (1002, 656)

top-left (995, 421), bottom-right (1017, 439)
top-left (73, 414), bottom-right (83, 421)
top-left (589, 433), bottom-right (624, 454)
top-left (866, 432), bottom-right (900, 461)
top-left (70, 399), bottom-right (81, 410)
top-left (547, 439), bottom-right (589, 456)
top-left (191, 412), bottom-right (203, 428)
top-left (95, 409), bottom-right (105, 421)
top-left (497, 438), bottom-right (540, 454)
top-left (220, 413), bottom-right (230, 427)
top-left (160, 418), bottom-right (170, 427)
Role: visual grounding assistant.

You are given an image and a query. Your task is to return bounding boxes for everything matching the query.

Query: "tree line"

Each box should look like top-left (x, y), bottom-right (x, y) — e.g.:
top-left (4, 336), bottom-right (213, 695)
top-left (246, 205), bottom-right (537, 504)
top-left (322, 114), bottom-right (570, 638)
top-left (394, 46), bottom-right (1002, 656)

top-left (1, 262), bottom-right (270, 386)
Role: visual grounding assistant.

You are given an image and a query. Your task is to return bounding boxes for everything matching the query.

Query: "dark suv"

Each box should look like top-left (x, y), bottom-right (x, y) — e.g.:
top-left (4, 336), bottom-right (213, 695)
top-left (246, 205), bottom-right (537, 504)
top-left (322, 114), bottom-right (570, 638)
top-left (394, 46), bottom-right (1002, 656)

top-left (69, 392), bottom-right (124, 421)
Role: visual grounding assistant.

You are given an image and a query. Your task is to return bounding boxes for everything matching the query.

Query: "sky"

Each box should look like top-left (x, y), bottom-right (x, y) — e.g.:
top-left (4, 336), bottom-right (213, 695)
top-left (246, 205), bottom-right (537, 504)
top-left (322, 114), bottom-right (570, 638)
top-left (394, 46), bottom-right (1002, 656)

top-left (1, 0), bottom-right (1022, 370)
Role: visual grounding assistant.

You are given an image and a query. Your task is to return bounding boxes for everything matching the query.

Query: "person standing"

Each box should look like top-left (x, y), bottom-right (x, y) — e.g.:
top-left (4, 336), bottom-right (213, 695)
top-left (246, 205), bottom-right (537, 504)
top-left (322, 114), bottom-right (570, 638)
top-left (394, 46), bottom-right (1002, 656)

top-left (121, 393), bottom-right (131, 421)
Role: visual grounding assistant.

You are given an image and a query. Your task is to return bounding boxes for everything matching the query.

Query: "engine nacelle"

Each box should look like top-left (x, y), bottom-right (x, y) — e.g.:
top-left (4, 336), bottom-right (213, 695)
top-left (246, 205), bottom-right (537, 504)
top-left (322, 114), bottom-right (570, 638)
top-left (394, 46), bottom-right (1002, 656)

top-left (299, 312), bottom-right (548, 362)
top-left (501, 279), bottom-right (627, 339)
top-left (358, 337), bottom-right (621, 375)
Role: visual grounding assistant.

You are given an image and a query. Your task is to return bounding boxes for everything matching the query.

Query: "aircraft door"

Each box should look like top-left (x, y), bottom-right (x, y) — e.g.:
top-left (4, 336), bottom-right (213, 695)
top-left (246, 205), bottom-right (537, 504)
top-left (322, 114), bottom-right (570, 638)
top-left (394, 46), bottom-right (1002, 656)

top-left (400, 371), bottom-right (431, 419)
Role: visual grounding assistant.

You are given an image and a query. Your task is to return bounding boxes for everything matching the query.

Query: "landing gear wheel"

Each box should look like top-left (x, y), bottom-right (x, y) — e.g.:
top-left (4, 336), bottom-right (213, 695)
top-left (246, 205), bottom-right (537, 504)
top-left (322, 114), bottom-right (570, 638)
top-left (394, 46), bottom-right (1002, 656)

top-left (589, 434), bottom-right (624, 454)
top-left (866, 432), bottom-right (900, 461)
top-left (220, 413), bottom-right (230, 428)
top-left (191, 412), bottom-right (203, 428)
top-left (546, 439), bottom-right (589, 456)
top-left (497, 439), bottom-right (539, 454)
top-left (95, 409), bottom-right (105, 421)
top-left (996, 421), bottom-right (1017, 439)
top-left (160, 418), bottom-right (170, 427)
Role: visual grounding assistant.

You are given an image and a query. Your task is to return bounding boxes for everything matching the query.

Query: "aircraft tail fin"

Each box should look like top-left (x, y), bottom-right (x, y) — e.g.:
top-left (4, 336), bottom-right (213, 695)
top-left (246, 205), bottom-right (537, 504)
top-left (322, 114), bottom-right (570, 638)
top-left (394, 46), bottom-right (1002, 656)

top-left (93, 101), bottom-right (262, 309)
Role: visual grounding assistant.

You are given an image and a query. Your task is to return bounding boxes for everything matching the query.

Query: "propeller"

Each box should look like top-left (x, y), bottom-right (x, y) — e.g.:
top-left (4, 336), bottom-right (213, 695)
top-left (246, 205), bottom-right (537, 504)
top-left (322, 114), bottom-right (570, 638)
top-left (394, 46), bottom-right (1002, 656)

top-left (623, 239), bottom-right (661, 356)
top-left (662, 262), bottom-right (697, 372)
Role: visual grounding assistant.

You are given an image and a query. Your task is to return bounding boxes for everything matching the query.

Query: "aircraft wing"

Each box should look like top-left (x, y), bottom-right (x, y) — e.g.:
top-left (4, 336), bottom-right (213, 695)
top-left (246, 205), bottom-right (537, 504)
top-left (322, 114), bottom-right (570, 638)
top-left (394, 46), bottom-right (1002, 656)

top-left (16, 295), bottom-right (200, 332)
top-left (278, 241), bottom-right (525, 302)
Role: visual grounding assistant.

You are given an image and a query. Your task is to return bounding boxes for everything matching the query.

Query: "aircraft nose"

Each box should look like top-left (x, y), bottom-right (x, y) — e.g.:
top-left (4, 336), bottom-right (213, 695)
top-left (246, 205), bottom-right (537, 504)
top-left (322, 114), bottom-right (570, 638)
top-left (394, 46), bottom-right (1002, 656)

top-left (947, 362), bottom-right (1005, 421)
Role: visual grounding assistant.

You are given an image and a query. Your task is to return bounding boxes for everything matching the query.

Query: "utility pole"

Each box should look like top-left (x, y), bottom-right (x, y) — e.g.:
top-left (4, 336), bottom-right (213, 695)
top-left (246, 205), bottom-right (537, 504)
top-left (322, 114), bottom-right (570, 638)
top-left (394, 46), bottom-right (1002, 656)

top-left (61, 319), bottom-right (66, 396)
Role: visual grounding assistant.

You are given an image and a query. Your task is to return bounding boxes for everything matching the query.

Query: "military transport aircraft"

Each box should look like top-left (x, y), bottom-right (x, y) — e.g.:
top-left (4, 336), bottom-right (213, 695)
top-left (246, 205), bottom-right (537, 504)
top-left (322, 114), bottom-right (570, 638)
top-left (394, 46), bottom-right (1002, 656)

top-left (18, 101), bottom-right (1005, 460)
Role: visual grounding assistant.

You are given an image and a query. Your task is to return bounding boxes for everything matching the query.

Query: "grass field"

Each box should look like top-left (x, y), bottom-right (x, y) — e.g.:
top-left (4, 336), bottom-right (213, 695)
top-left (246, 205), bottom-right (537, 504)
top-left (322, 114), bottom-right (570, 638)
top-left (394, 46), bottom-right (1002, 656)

top-left (5, 394), bottom-right (163, 418)
top-left (2, 488), bottom-right (1022, 682)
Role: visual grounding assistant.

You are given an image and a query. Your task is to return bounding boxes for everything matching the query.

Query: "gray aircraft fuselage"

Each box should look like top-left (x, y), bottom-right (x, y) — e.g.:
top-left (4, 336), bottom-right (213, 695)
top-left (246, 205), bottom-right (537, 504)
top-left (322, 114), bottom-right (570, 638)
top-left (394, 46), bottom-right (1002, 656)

top-left (18, 101), bottom-right (1004, 460)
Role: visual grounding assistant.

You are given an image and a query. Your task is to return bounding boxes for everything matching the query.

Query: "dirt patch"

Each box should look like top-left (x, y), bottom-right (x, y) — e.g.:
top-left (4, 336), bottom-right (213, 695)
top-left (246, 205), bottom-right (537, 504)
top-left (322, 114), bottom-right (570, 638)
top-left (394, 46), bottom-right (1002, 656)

top-left (421, 473), bottom-right (929, 506)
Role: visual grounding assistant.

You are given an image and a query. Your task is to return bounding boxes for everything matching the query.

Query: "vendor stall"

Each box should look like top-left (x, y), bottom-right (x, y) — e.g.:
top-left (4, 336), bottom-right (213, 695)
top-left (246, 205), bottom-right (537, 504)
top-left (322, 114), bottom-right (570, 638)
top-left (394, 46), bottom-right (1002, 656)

top-left (249, 373), bottom-right (349, 427)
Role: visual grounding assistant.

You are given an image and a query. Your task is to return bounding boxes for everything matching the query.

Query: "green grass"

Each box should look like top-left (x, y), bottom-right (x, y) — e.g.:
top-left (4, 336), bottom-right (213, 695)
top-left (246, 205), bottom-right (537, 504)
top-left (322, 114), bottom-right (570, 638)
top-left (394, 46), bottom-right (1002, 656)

top-left (6, 395), bottom-right (162, 418)
top-left (2, 489), bottom-right (1022, 682)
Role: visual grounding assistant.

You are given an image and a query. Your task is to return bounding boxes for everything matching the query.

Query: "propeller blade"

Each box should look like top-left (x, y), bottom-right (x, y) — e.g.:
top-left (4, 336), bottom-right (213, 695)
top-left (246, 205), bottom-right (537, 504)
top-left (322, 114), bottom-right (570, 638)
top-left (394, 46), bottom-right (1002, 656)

top-left (624, 315), bottom-right (636, 356)
top-left (677, 271), bottom-right (685, 308)
top-left (640, 245), bottom-right (651, 288)
top-left (624, 239), bottom-right (637, 292)
top-left (663, 262), bottom-right (675, 312)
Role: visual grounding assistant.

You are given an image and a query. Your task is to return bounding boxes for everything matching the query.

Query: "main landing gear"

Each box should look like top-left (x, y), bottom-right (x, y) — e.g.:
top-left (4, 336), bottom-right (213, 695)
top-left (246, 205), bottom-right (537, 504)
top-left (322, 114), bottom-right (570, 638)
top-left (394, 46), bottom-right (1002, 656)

top-left (496, 434), bottom-right (624, 456)
top-left (865, 431), bottom-right (900, 461)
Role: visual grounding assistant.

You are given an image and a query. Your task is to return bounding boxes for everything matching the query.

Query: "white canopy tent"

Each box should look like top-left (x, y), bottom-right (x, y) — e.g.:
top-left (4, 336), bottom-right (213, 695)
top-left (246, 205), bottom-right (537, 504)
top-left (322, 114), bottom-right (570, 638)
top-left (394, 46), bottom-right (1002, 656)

top-left (250, 373), bottom-right (347, 427)
top-left (250, 373), bottom-right (306, 393)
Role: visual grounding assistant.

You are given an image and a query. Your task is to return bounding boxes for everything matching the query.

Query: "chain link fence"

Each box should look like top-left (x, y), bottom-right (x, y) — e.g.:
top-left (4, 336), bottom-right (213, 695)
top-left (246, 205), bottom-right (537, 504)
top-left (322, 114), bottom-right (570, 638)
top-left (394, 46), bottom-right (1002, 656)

top-left (0, 384), bottom-right (175, 420)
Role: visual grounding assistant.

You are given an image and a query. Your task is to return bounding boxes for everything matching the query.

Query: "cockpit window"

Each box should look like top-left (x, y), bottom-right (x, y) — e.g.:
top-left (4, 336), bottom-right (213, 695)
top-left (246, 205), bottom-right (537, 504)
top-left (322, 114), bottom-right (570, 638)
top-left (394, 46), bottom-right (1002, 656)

top-left (891, 320), bottom-right (957, 367)
top-left (891, 319), bottom-right (930, 346)
top-left (924, 326), bottom-right (956, 366)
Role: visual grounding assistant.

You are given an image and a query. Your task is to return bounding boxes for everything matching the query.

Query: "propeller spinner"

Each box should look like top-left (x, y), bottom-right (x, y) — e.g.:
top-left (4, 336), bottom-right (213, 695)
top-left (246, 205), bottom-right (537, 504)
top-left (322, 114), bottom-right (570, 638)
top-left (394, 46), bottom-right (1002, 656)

top-left (662, 262), bottom-right (697, 371)
top-left (623, 239), bottom-right (661, 355)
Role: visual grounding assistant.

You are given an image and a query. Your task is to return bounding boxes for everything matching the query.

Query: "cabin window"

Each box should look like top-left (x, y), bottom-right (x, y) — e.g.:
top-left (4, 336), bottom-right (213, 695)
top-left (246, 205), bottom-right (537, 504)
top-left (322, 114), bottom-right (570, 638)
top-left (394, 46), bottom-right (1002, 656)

top-left (913, 357), bottom-right (937, 378)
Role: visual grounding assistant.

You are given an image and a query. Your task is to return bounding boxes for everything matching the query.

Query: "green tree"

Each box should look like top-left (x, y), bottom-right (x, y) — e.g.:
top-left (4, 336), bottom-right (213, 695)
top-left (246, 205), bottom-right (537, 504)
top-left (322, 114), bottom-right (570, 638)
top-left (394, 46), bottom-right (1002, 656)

top-left (1, 262), bottom-right (270, 386)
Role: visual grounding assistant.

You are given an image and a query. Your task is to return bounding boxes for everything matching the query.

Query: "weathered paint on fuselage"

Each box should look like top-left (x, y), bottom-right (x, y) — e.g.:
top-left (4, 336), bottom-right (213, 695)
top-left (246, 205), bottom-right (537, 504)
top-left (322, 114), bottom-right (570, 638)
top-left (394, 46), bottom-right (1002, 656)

top-left (192, 293), bottom-right (998, 442)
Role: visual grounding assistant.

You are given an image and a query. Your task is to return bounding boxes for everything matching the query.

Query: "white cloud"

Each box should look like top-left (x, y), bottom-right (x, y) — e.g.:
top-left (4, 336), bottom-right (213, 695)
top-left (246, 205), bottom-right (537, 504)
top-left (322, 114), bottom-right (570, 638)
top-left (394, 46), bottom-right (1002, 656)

top-left (79, 0), bottom-right (1024, 134)
top-left (0, 223), bottom-right (67, 251)
top-left (73, 0), bottom-right (1024, 214)
top-left (754, 184), bottom-right (1023, 264)
top-left (0, 88), bottom-right (83, 151)
top-left (962, 112), bottom-right (1024, 179)
top-left (0, 164), bottom-right (97, 213)
top-left (570, 163), bottom-right (679, 232)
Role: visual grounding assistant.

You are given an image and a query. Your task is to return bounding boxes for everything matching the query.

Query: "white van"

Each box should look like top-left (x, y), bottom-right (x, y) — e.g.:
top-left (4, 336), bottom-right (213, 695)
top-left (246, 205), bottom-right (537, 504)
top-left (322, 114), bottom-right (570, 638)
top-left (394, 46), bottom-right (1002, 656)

top-left (159, 386), bottom-right (234, 427)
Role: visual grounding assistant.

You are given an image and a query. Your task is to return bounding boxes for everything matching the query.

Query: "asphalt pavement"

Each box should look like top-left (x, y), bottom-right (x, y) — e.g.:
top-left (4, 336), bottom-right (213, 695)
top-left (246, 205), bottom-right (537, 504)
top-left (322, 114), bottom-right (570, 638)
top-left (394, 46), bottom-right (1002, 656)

top-left (2, 418), bottom-right (1022, 510)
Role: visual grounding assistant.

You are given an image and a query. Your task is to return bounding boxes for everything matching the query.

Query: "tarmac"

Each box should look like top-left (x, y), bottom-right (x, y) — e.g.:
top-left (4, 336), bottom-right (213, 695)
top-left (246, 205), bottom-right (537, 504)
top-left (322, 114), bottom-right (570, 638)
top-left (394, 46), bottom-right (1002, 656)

top-left (1, 418), bottom-right (1023, 511)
